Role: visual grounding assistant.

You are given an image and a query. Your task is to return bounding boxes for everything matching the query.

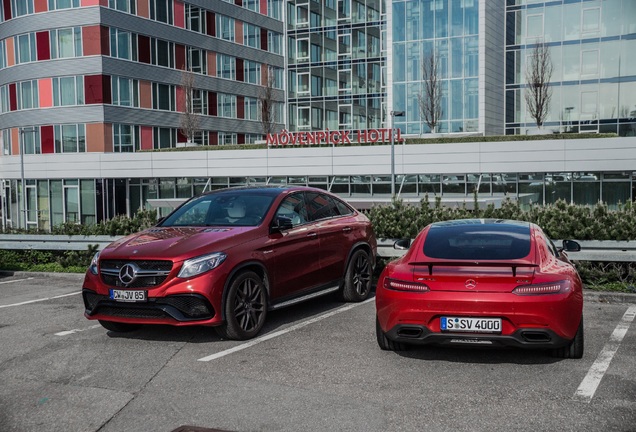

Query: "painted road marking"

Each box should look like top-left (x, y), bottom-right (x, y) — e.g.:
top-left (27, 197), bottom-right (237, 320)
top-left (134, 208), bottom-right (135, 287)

top-left (0, 291), bottom-right (81, 309)
top-left (0, 277), bottom-right (34, 285)
top-left (198, 297), bottom-right (374, 362)
top-left (55, 324), bottom-right (102, 336)
top-left (573, 304), bottom-right (636, 403)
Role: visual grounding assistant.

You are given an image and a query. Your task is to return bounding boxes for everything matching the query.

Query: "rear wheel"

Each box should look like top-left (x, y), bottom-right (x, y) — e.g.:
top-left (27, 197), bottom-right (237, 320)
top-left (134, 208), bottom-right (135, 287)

top-left (376, 317), bottom-right (407, 351)
top-left (216, 271), bottom-right (267, 341)
top-left (551, 317), bottom-right (584, 359)
top-left (341, 249), bottom-right (372, 302)
top-left (98, 320), bottom-right (140, 333)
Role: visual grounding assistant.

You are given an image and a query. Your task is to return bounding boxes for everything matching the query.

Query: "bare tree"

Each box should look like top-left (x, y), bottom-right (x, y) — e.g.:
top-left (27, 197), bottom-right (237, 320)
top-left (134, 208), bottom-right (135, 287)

top-left (259, 66), bottom-right (277, 136)
top-left (179, 70), bottom-right (200, 144)
top-left (417, 52), bottom-right (443, 134)
top-left (525, 42), bottom-right (553, 129)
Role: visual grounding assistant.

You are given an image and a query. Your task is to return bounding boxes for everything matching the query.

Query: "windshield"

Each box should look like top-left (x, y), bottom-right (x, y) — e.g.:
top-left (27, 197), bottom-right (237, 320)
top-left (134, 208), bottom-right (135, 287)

top-left (159, 193), bottom-right (275, 227)
top-left (423, 222), bottom-right (531, 260)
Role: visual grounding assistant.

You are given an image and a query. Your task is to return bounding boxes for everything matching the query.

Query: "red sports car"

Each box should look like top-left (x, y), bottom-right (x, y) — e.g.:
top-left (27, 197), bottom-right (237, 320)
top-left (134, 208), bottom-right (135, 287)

top-left (375, 219), bottom-right (584, 358)
top-left (82, 186), bottom-right (376, 340)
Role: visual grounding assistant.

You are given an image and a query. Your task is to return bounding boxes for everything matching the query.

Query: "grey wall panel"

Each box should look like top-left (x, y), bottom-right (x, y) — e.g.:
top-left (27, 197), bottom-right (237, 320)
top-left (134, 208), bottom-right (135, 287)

top-left (0, 105), bottom-right (105, 129)
top-left (0, 57), bottom-right (104, 85)
top-left (100, 9), bottom-right (284, 67)
top-left (0, 7), bottom-right (101, 36)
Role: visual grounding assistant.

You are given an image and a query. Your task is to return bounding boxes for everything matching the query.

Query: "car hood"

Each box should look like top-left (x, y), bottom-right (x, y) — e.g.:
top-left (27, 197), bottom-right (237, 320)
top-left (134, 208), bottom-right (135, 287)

top-left (100, 226), bottom-right (259, 261)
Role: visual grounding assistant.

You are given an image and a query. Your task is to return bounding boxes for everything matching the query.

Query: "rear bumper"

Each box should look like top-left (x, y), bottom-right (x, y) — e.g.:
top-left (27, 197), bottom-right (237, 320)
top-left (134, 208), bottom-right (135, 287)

top-left (385, 324), bottom-right (570, 349)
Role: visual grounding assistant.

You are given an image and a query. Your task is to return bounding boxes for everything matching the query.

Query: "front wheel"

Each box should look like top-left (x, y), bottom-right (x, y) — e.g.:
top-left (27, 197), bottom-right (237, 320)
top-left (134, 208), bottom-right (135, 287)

top-left (216, 271), bottom-right (267, 341)
top-left (98, 320), bottom-right (140, 333)
top-left (341, 249), bottom-right (372, 302)
top-left (551, 317), bottom-right (584, 359)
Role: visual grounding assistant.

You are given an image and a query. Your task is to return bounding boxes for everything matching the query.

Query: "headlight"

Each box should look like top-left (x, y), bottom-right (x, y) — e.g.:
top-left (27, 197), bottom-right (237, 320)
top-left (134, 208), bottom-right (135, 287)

top-left (88, 251), bottom-right (100, 275)
top-left (178, 252), bottom-right (227, 279)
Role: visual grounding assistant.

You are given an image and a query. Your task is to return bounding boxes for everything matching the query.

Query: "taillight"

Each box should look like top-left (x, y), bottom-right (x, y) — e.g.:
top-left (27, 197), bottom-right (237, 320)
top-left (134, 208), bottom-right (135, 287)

top-left (384, 278), bottom-right (430, 293)
top-left (513, 280), bottom-right (571, 295)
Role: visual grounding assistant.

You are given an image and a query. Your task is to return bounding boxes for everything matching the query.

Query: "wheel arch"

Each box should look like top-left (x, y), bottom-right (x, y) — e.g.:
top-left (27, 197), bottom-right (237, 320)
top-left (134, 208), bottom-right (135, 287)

top-left (344, 241), bottom-right (375, 275)
top-left (220, 261), bottom-right (270, 321)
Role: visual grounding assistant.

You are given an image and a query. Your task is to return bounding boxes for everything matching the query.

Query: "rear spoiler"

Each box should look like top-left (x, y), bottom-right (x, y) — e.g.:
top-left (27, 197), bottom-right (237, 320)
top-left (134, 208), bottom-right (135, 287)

top-left (409, 261), bottom-right (539, 277)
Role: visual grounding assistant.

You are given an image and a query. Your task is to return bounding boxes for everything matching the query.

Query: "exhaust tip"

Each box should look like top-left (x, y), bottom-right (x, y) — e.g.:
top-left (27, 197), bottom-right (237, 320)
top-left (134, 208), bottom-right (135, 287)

top-left (397, 327), bottom-right (423, 338)
top-left (521, 331), bottom-right (551, 343)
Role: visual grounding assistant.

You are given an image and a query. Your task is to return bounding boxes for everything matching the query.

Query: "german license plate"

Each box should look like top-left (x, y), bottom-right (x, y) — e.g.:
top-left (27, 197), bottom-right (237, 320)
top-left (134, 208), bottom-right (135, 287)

top-left (109, 289), bottom-right (147, 302)
top-left (441, 317), bottom-right (501, 333)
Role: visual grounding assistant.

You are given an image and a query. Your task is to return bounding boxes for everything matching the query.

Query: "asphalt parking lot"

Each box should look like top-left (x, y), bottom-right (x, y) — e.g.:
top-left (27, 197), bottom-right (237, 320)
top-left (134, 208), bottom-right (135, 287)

top-left (0, 272), bottom-right (635, 432)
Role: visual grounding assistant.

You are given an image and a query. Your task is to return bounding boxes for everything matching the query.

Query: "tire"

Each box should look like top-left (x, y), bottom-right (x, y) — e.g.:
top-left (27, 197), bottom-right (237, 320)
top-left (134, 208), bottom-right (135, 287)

top-left (376, 317), bottom-right (407, 351)
top-left (98, 320), bottom-right (141, 333)
top-left (216, 271), bottom-right (267, 341)
top-left (551, 316), bottom-right (584, 359)
top-left (341, 249), bottom-right (372, 302)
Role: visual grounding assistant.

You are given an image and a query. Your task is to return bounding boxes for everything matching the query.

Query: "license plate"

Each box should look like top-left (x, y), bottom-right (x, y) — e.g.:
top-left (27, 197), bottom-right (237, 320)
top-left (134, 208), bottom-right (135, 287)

top-left (441, 317), bottom-right (501, 333)
top-left (109, 289), bottom-right (147, 302)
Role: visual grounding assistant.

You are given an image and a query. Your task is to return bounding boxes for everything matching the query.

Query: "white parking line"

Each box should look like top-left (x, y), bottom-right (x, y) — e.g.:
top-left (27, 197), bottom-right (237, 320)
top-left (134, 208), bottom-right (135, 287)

top-left (55, 324), bottom-right (102, 336)
top-left (0, 291), bottom-right (81, 309)
top-left (573, 304), bottom-right (636, 403)
top-left (198, 297), bottom-right (374, 362)
top-left (0, 277), bottom-right (34, 285)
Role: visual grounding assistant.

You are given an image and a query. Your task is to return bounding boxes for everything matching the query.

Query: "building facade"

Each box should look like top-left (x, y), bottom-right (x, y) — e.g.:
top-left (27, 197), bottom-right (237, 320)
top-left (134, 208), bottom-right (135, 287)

top-left (1, 0), bottom-right (636, 231)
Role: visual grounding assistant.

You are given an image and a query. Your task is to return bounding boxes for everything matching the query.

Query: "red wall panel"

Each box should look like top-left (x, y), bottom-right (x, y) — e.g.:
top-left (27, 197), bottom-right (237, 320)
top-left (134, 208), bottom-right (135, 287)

top-left (237, 96), bottom-right (244, 119)
top-left (236, 58), bottom-right (244, 82)
top-left (209, 92), bottom-right (217, 116)
top-left (175, 44), bottom-right (186, 70)
top-left (41, 126), bottom-right (55, 154)
top-left (3, 0), bottom-right (11, 20)
top-left (206, 12), bottom-right (215, 37)
top-left (9, 84), bottom-right (17, 111)
top-left (138, 35), bottom-right (150, 63)
top-left (36, 32), bottom-right (51, 61)
top-left (84, 75), bottom-right (111, 104)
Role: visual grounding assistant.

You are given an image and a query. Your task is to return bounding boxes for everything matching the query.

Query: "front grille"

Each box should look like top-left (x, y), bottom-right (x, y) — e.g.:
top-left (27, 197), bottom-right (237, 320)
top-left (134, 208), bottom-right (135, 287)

top-left (99, 259), bottom-right (173, 288)
top-left (82, 290), bottom-right (214, 321)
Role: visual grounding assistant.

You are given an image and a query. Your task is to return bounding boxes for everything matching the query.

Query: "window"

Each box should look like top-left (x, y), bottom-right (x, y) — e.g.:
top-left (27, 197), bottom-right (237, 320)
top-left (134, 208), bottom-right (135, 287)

top-left (150, 0), bottom-right (173, 24)
top-left (185, 4), bottom-right (206, 33)
top-left (245, 133), bottom-right (263, 144)
top-left (297, 38), bottom-right (309, 61)
top-left (191, 89), bottom-right (208, 115)
top-left (17, 80), bottom-right (38, 110)
top-left (275, 194), bottom-right (308, 227)
top-left (113, 124), bottom-right (140, 152)
top-left (187, 47), bottom-right (207, 74)
top-left (305, 192), bottom-right (341, 220)
top-left (153, 127), bottom-right (177, 149)
top-left (152, 83), bottom-right (176, 111)
top-left (22, 127), bottom-right (41, 154)
top-left (217, 15), bottom-right (235, 42)
top-left (297, 72), bottom-right (310, 96)
top-left (218, 93), bottom-right (237, 118)
top-left (108, 0), bottom-right (136, 13)
top-left (54, 124), bottom-right (86, 153)
top-left (268, 32), bottom-right (283, 55)
top-left (16, 33), bottom-right (37, 64)
top-left (244, 60), bottom-right (261, 84)
top-left (0, 85), bottom-right (8, 113)
top-left (151, 38), bottom-right (175, 68)
top-left (110, 28), bottom-right (138, 61)
top-left (111, 76), bottom-right (139, 107)
top-left (2, 129), bottom-right (11, 155)
top-left (217, 54), bottom-right (236, 80)
top-left (12, 0), bottom-right (34, 17)
top-left (245, 97), bottom-right (258, 120)
top-left (267, 0), bottom-right (283, 20)
top-left (0, 40), bottom-right (5, 70)
top-left (244, 23), bottom-right (260, 48)
top-left (53, 76), bottom-right (84, 106)
top-left (51, 27), bottom-right (83, 59)
top-left (191, 130), bottom-right (209, 146)
top-left (272, 67), bottom-right (284, 89)
top-left (48, 0), bottom-right (80, 10)
top-left (218, 132), bottom-right (237, 145)
top-left (245, 0), bottom-right (258, 12)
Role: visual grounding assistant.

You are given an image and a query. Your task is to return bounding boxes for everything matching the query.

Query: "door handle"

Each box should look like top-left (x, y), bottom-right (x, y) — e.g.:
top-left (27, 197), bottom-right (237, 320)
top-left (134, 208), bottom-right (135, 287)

top-left (342, 227), bottom-right (352, 232)
top-left (307, 232), bottom-right (317, 238)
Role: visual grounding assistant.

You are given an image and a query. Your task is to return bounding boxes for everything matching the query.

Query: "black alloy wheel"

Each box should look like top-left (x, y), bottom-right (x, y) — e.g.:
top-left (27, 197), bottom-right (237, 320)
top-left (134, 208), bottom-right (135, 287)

top-left (216, 271), bottom-right (267, 340)
top-left (341, 249), bottom-right (372, 302)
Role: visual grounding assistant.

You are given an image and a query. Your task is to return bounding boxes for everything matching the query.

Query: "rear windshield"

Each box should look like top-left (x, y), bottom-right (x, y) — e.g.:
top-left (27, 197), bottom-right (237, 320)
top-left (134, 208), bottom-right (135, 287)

top-left (423, 222), bottom-right (531, 260)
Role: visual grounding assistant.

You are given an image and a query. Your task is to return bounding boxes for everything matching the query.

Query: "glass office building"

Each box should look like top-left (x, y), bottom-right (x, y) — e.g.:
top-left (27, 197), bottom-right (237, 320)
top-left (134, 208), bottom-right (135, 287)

top-left (286, 0), bottom-right (386, 132)
top-left (505, 0), bottom-right (636, 136)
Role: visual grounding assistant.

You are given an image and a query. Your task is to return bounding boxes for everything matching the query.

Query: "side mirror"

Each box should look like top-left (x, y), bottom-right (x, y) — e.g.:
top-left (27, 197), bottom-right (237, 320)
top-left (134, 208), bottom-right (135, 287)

top-left (562, 240), bottom-right (581, 252)
top-left (270, 216), bottom-right (293, 233)
top-left (394, 238), bottom-right (411, 250)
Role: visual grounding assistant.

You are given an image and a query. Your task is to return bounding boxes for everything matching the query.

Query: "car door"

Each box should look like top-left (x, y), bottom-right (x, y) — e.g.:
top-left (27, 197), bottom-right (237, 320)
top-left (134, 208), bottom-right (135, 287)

top-left (265, 192), bottom-right (323, 300)
top-left (305, 192), bottom-right (353, 284)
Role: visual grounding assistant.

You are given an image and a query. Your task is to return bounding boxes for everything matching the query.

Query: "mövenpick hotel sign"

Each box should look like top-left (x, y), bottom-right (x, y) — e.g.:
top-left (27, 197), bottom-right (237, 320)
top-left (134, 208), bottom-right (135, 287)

top-left (266, 128), bottom-right (404, 146)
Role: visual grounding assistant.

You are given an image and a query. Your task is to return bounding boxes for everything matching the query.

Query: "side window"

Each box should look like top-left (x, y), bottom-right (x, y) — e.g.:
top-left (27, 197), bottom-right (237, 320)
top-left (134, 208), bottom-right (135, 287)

top-left (306, 192), bottom-right (340, 221)
top-left (333, 197), bottom-right (354, 216)
top-left (275, 193), bottom-right (309, 227)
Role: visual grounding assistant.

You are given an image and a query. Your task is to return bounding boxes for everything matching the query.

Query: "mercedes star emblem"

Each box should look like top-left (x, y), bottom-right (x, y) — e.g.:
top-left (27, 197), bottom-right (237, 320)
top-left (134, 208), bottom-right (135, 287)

top-left (119, 263), bottom-right (139, 285)
top-left (465, 279), bottom-right (477, 289)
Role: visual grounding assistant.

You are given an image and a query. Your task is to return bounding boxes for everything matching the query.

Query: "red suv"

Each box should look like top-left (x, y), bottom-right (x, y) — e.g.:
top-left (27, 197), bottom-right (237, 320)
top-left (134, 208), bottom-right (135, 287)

top-left (82, 186), bottom-right (376, 340)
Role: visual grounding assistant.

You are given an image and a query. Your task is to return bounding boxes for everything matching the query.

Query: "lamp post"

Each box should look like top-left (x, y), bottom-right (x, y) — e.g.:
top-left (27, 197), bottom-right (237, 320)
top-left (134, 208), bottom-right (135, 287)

top-left (390, 110), bottom-right (405, 197)
top-left (19, 127), bottom-right (36, 230)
